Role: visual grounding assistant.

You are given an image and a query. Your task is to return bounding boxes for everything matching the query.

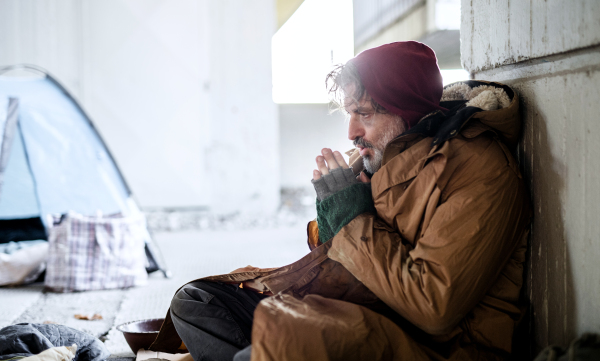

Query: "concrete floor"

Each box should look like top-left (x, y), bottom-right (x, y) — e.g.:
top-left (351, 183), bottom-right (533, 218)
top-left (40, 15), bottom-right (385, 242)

top-left (0, 225), bottom-right (310, 358)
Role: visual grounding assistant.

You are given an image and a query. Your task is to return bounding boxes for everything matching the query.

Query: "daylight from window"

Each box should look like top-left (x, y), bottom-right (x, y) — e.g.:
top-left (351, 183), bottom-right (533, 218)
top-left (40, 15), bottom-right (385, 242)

top-left (272, 0), bottom-right (469, 103)
top-left (272, 0), bottom-right (354, 104)
top-left (441, 69), bottom-right (470, 85)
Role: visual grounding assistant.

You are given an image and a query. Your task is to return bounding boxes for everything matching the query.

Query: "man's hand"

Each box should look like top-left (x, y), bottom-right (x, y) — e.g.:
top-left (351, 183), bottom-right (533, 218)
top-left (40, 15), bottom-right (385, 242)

top-left (312, 148), bottom-right (376, 242)
top-left (312, 148), bottom-right (348, 180)
top-left (313, 148), bottom-right (370, 183)
top-left (311, 148), bottom-right (370, 201)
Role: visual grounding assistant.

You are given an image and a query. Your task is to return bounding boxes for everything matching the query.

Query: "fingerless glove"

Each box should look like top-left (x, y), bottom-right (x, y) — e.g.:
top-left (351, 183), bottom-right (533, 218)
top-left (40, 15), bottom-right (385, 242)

top-left (311, 167), bottom-right (358, 201)
top-left (315, 182), bottom-right (376, 243)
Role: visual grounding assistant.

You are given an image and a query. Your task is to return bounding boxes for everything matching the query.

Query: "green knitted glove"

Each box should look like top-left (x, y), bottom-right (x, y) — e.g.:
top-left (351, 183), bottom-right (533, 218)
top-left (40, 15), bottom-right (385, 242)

top-left (316, 206), bottom-right (334, 244)
top-left (316, 182), bottom-right (376, 243)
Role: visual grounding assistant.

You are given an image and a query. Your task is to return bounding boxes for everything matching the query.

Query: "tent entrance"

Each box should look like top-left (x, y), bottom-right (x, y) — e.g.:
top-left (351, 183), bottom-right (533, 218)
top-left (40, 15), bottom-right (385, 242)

top-left (0, 65), bottom-right (169, 277)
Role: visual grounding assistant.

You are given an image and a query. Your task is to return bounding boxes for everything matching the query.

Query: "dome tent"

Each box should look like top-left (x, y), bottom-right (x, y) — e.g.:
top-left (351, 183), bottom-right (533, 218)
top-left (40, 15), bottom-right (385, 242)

top-left (0, 65), bottom-right (168, 280)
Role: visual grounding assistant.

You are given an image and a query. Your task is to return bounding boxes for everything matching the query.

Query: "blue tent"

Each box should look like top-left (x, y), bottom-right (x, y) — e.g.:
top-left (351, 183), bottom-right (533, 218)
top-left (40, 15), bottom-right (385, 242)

top-left (0, 65), bottom-right (168, 277)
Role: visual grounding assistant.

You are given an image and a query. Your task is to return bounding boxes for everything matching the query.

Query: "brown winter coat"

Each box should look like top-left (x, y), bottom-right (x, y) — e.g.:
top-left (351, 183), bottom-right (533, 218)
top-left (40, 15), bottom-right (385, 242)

top-left (150, 80), bottom-right (531, 361)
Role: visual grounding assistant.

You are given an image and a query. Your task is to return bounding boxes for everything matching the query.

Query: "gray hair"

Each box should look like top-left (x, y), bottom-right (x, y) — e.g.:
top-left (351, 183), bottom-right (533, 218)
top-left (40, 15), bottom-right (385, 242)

top-left (325, 62), bottom-right (388, 114)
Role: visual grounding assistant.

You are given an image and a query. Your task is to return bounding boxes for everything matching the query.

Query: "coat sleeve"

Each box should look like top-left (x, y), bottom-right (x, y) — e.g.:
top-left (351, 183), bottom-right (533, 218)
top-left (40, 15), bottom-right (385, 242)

top-left (327, 148), bottom-right (529, 336)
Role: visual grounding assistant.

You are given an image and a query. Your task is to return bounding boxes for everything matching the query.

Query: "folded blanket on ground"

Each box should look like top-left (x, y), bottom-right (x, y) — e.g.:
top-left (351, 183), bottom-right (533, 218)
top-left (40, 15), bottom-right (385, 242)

top-left (0, 323), bottom-right (109, 361)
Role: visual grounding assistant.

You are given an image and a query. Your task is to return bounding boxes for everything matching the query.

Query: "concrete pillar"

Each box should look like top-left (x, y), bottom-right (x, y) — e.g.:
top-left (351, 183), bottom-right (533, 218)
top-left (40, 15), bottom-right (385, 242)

top-left (461, 0), bottom-right (600, 354)
top-left (205, 0), bottom-right (280, 215)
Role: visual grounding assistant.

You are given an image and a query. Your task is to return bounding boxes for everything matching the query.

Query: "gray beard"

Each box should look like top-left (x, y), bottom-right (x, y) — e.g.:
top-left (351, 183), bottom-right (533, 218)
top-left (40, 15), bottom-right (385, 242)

top-left (361, 123), bottom-right (403, 174)
top-left (363, 148), bottom-right (383, 174)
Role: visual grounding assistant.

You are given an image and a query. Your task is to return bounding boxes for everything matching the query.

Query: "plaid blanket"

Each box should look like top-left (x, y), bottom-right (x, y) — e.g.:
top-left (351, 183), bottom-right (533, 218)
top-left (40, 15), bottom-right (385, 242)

top-left (45, 212), bottom-right (148, 292)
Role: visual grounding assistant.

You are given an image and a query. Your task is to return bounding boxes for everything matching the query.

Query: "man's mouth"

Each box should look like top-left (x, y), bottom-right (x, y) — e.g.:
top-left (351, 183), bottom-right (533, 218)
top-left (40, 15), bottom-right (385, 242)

top-left (358, 146), bottom-right (371, 157)
top-left (354, 137), bottom-right (374, 157)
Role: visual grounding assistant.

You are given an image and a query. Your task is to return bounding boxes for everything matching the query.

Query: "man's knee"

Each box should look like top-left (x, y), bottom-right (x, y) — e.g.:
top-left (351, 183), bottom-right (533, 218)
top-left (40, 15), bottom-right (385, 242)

top-left (170, 281), bottom-right (218, 320)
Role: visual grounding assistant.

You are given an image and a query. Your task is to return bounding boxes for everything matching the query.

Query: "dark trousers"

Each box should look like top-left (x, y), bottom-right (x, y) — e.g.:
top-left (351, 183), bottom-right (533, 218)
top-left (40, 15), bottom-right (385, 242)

top-left (170, 281), bottom-right (268, 361)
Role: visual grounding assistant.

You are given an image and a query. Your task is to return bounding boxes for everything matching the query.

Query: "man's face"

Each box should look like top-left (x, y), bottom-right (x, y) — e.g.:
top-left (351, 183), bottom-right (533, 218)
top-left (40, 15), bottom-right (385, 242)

top-left (345, 93), bottom-right (406, 174)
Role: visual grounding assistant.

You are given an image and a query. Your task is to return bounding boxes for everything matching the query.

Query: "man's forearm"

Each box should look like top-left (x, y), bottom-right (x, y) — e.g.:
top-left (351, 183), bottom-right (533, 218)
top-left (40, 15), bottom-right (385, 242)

top-left (316, 182), bottom-right (375, 243)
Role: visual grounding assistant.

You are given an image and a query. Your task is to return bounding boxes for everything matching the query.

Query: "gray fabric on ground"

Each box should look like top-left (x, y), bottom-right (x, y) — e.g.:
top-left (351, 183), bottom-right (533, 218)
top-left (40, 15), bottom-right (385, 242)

top-left (170, 281), bottom-right (267, 361)
top-left (0, 323), bottom-right (109, 361)
top-left (311, 167), bottom-right (357, 201)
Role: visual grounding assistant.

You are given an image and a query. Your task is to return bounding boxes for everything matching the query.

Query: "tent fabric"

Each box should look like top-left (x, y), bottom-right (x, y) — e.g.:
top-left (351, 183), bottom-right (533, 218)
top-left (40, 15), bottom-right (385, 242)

top-left (0, 67), bottom-right (168, 278)
top-left (0, 77), bottom-right (131, 220)
top-left (0, 119), bottom-right (40, 219)
top-left (0, 97), bottom-right (18, 195)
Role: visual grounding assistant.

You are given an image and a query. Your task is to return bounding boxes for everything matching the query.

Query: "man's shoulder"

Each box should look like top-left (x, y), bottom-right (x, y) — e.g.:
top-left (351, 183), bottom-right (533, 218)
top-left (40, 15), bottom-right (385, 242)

top-left (448, 131), bottom-right (517, 171)
top-left (436, 132), bottom-right (522, 192)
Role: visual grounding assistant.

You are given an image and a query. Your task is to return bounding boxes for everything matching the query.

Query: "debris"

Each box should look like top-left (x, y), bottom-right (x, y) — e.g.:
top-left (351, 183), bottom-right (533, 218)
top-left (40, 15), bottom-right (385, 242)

top-left (43, 320), bottom-right (57, 324)
top-left (74, 313), bottom-right (103, 320)
top-left (98, 329), bottom-right (110, 343)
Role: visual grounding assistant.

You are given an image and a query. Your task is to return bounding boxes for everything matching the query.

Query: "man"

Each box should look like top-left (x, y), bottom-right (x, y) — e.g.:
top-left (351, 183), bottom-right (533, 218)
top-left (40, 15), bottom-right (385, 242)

top-left (150, 42), bottom-right (531, 361)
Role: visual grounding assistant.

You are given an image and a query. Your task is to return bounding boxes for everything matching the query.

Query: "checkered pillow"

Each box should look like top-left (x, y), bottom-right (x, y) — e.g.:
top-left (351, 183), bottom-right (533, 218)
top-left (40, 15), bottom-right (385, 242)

top-left (45, 212), bottom-right (148, 292)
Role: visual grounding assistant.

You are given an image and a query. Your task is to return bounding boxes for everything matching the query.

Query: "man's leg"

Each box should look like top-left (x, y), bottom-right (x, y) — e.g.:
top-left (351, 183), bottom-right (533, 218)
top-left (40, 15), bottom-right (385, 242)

top-left (170, 281), bottom-right (267, 361)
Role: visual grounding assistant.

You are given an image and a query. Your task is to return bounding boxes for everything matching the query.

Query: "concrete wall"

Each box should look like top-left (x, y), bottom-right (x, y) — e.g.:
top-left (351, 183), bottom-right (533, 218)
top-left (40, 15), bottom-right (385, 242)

top-left (462, 1), bottom-right (600, 73)
top-left (0, 0), bottom-right (279, 215)
top-left (356, 4), bottom-right (428, 54)
top-left (204, 1), bottom-right (279, 214)
top-left (353, 0), bottom-right (424, 49)
top-left (462, 0), bottom-right (600, 353)
top-left (354, 0), bottom-right (461, 69)
top-left (279, 104), bottom-right (351, 191)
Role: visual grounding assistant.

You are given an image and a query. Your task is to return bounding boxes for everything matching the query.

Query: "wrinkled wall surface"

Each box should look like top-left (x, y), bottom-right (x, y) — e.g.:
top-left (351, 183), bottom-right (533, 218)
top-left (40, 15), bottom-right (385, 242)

top-left (462, 0), bottom-right (600, 354)
top-left (0, 0), bottom-right (279, 215)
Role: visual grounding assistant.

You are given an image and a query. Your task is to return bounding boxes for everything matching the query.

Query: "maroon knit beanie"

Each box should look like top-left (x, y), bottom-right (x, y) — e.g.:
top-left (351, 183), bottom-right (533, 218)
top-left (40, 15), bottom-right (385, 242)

top-left (350, 41), bottom-right (447, 128)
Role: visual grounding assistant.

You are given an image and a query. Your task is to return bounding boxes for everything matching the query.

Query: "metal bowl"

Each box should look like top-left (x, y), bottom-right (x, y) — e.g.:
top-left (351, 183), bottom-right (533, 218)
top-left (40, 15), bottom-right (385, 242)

top-left (116, 318), bottom-right (164, 353)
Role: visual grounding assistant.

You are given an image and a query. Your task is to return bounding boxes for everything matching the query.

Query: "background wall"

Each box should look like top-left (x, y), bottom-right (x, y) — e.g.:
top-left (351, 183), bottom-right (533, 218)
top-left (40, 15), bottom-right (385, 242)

top-left (353, 0), bottom-right (461, 69)
top-left (0, 0), bottom-right (279, 215)
top-left (279, 104), bottom-right (351, 191)
top-left (461, 0), bottom-right (600, 354)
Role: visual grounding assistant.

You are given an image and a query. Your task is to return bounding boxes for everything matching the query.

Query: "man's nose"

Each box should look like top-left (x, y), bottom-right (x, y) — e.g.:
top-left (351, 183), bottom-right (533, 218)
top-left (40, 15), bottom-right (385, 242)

top-left (347, 116), bottom-right (364, 141)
